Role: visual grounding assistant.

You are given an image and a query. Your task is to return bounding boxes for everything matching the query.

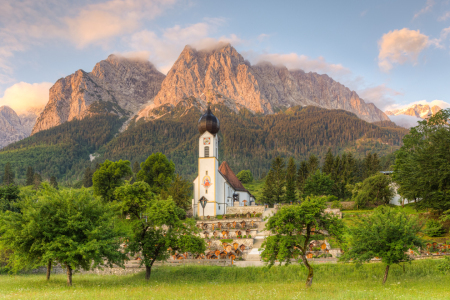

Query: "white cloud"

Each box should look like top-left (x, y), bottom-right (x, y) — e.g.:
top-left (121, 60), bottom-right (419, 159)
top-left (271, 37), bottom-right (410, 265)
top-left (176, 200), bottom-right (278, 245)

top-left (388, 114), bottom-right (423, 128)
top-left (0, 82), bottom-right (52, 113)
top-left (359, 84), bottom-right (403, 111)
top-left (378, 28), bottom-right (429, 72)
top-left (438, 11), bottom-right (450, 21)
top-left (246, 52), bottom-right (351, 79)
top-left (413, 0), bottom-right (435, 19)
top-left (127, 20), bottom-right (243, 74)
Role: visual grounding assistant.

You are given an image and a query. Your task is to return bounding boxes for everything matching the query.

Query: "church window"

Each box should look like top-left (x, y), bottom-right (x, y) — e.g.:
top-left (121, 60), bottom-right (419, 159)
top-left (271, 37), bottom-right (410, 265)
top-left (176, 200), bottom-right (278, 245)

top-left (204, 146), bottom-right (209, 157)
top-left (205, 189), bottom-right (208, 194)
top-left (206, 171), bottom-right (208, 175)
top-left (219, 206), bottom-right (221, 210)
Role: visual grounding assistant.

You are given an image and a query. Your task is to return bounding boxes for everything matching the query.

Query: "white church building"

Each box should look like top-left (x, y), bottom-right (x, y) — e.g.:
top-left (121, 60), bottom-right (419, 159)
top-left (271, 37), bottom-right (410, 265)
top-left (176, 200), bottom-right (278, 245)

top-left (192, 105), bottom-right (255, 217)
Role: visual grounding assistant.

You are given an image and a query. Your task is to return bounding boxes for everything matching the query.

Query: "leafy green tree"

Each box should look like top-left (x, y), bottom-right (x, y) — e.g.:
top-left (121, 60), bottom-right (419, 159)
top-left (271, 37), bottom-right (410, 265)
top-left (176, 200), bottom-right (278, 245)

top-left (114, 181), bottom-right (154, 218)
top-left (350, 173), bottom-right (394, 208)
top-left (284, 157), bottom-right (297, 203)
top-left (83, 167), bottom-right (93, 188)
top-left (307, 154), bottom-right (319, 174)
top-left (0, 184), bottom-right (20, 213)
top-left (33, 173), bottom-right (42, 190)
top-left (297, 161), bottom-right (309, 193)
top-left (394, 109), bottom-right (450, 212)
top-left (137, 153), bottom-right (175, 195)
top-left (261, 196), bottom-right (345, 287)
top-left (164, 174), bottom-right (192, 210)
top-left (132, 161), bottom-right (141, 174)
top-left (340, 206), bottom-right (423, 284)
top-left (26, 167), bottom-right (34, 186)
top-left (92, 160), bottom-right (132, 202)
top-left (0, 184), bottom-right (127, 285)
top-left (125, 197), bottom-right (205, 280)
top-left (261, 169), bottom-right (275, 206)
top-left (303, 170), bottom-right (334, 197)
top-left (424, 219), bottom-right (446, 237)
top-left (2, 163), bottom-right (14, 185)
top-left (49, 176), bottom-right (58, 189)
top-left (322, 148), bottom-right (335, 175)
top-left (236, 170), bottom-right (253, 184)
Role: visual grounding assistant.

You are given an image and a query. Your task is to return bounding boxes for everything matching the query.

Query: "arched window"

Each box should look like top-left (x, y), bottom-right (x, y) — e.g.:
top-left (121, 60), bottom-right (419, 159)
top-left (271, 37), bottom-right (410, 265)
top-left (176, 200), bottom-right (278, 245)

top-left (204, 146), bottom-right (209, 157)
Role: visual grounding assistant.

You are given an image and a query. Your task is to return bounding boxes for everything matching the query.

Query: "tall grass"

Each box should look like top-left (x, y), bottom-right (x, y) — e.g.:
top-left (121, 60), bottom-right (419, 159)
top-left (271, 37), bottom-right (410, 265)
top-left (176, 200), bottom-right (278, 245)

top-left (1, 260), bottom-right (449, 299)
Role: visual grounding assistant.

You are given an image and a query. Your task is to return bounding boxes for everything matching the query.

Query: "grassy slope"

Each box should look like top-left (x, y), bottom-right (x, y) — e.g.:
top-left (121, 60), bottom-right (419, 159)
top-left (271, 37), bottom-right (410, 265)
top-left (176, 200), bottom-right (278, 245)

top-left (1, 261), bottom-right (449, 299)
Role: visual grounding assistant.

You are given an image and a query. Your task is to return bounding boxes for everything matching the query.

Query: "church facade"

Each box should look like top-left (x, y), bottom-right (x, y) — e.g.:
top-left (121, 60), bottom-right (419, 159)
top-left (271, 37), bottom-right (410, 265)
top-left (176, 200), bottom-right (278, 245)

top-left (192, 106), bottom-right (255, 217)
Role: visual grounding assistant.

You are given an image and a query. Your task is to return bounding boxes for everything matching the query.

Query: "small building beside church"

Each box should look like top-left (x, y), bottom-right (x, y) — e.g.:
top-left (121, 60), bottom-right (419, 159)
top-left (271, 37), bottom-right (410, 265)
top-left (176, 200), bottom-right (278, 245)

top-left (192, 105), bottom-right (255, 217)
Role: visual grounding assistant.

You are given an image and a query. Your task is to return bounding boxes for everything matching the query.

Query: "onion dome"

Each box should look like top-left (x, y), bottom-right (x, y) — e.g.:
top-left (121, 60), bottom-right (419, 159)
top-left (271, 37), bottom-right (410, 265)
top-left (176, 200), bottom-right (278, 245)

top-left (198, 104), bottom-right (220, 134)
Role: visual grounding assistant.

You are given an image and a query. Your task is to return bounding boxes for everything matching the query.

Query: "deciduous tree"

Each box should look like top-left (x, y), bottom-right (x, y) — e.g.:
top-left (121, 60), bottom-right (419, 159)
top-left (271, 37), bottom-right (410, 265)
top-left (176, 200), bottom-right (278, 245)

top-left (303, 170), bottom-right (334, 197)
top-left (261, 196), bottom-right (345, 287)
top-left (340, 206), bottom-right (423, 284)
top-left (350, 173), bottom-right (394, 208)
top-left (236, 170), bottom-right (253, 184)
top-left (136, 153), bottom-right (175, 195)
top-left (92, 160), bottom-right (132, 202)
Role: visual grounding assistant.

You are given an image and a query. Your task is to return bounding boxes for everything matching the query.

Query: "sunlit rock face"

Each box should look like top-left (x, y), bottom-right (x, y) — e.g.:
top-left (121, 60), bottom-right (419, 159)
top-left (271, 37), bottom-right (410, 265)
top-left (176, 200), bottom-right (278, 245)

top-left (32, 54), bottom-right (165, 135)
top-left (0, 105), bottom-right (43, 148)
top-left (138, 43), bottom-right (389, 123)
top-left (385, 104), bottom-right (441, 119)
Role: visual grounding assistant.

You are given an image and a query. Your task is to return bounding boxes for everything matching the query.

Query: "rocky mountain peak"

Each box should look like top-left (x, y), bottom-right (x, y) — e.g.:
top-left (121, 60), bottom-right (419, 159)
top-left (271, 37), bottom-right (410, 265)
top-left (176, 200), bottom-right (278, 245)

top-left (385, 103), bottom-right (442, 119)
top-left (138, 44), bottom-right (389, 122)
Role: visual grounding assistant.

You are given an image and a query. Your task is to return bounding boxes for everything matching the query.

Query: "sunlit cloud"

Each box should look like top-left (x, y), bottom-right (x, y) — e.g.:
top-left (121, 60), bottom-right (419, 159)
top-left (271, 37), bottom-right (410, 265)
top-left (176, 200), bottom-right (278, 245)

top-left (0, 82), bottom-right (52, 113)
top-left (378, 28), bottom-right (429, 72)
top-left (413, 0), bottom-right (435, 19)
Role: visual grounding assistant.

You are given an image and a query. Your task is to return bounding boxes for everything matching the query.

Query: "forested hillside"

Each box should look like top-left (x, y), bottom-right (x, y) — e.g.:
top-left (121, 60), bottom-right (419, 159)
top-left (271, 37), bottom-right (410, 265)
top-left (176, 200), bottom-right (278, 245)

top-left (99, 104), bottom-right (407, 181)
top-left (0, 114), bottom-right (125, 183)
top-left (0, 104), bottom-right (407, 184)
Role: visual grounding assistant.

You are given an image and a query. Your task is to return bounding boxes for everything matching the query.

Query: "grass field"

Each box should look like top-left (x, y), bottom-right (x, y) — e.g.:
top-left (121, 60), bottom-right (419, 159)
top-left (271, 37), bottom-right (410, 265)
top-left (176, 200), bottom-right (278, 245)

top-left (1, 260), bottom-right (449, 299)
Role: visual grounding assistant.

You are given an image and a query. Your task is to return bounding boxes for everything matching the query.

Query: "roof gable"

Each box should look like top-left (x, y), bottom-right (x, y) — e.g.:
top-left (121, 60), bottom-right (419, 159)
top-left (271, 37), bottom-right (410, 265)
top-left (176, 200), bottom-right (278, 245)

top-left (218, 161), bottom-right (248, 192)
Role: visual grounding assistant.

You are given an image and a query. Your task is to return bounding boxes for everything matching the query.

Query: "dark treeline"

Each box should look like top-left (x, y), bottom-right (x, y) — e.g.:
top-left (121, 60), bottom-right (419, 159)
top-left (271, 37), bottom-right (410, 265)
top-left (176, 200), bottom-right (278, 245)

top-left (0, 103), bottom-right (406, 184)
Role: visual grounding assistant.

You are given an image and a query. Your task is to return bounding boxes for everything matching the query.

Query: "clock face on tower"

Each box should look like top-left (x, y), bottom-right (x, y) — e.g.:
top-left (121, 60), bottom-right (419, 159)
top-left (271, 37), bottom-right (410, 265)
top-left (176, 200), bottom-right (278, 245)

top-left (203, 137), bottom-right (211, 145)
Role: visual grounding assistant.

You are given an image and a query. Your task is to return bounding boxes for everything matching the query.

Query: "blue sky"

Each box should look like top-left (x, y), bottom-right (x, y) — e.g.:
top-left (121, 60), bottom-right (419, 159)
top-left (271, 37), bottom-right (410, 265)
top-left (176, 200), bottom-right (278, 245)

top-left (0, 0), bottom-right (449, 113)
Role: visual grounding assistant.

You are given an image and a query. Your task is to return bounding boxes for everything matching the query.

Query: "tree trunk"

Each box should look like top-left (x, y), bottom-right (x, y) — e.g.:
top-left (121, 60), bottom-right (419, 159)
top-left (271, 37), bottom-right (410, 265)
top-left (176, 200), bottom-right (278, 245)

top-left (46, 261), bottom-right (52, 281)
top-left (300, 255), bottom-right (314, 287)
top-left (382, 265), bottom-right (390, 284)
top-left (66, 264), bottom-right (73, 286)
top-left (145, 265), bottom-right (152, 281)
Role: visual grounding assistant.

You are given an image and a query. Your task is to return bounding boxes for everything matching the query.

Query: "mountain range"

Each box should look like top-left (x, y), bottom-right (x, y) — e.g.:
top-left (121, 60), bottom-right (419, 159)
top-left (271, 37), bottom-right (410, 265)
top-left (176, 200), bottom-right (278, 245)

top-left (0, 106), bottom-right (43, 148)
top-left (385, 104), bottom-right (441, 119)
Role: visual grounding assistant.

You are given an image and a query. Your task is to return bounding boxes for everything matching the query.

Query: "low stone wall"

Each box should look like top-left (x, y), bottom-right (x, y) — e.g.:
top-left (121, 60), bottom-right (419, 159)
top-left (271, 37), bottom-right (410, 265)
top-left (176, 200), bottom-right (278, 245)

top-left (227, 206), bottom-right (265, 215)
top-left (209, 238), bottom-right (254, 249)
top-left (157, 259), bottom-right (232, 267)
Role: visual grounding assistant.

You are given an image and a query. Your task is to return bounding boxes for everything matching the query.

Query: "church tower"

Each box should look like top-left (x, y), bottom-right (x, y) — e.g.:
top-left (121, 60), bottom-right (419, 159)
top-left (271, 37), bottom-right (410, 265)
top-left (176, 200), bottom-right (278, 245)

top-left (195, 105), bottom-right (220, 217)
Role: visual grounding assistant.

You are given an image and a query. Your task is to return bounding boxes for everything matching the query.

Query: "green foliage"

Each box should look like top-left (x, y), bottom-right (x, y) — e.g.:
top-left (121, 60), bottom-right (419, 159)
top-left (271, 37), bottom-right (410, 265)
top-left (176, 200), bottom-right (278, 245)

top-left (297, 161), bottom-right (309, 193)
top-left (0, 184), bottom-right (20, 213)
top-left (114, 180), bottom-right (154, 218)
top-left (350, 173), bottom-right (394, 208)
top-left (126, 198), bottom-right (205, 280)
top-left (340, 206), bottom-right (423, 284)
top-left (136, 153), bottom-right (175, 195)
top-left (0, 184), bottom-right (127, 285)
top-left (164, 174), bottom-right (192, 210)
top-left (49, 176), bottom-right (58, 189)
top-left (92, 160), bottom-right (132, 202)
top-left (424, 219), bottom-right (446, 237)
top-left (303, 170), bottom-right (334, 197)
top-left (261, 196), bottom-right (345, 287)
top-left (83, 167), bottom-right (94, 188)
top-left (307, 154), bottom-right (319, 174)
top-left (363, 153), bottom-right (381, 179)
top-left (437, 256), bottom-right (450, 274)
top-left (2, 163), bottom-right (14, 185)
top-left (32, 174), bottom-right (41, 190)
top-left (284, 158), bottom-right (297, 203)
top-left (132, 161), bottom-right (141, 174)
top-left (236, 170), bottom-right (253, 184)
top-left (331, 200), bottom-right (343, 209)
top-left (393, 109), bottom-right (450, 211)
top-left (25, 167), bottom-right (34, 186)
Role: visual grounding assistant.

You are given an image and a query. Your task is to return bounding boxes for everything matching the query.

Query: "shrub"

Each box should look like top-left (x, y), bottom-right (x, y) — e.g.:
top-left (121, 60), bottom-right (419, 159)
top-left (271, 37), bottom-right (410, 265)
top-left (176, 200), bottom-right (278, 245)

top-left (248, 235), bottom-right (252, 238)
top-left (424, 219), bottom-right (446, 237)
top-left (216, 215), bottom-right (223, 220)
top-left (437, 256), bottom-right (450, 274)
top-left (331, 200), bottom-right (343, 209)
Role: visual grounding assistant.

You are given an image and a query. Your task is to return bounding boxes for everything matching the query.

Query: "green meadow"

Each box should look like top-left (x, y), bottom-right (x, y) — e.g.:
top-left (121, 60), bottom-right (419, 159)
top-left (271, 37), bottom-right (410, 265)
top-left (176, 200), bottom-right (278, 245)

top-left (1, 260), bottom-right (449, 299)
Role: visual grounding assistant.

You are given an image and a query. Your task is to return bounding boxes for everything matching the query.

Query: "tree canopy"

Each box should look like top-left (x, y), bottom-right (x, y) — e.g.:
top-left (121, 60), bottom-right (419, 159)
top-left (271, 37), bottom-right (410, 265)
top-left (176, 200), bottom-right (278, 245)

top-left (136, 153), bottom-right (175, 195)
top-left (350, 173), bottom-right (394, 208)
top-left (92, 160), bottom-right (132, 202)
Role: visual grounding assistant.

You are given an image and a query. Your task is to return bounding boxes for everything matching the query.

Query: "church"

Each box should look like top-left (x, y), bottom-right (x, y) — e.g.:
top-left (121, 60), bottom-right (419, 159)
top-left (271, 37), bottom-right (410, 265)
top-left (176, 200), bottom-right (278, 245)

top-left (192, 105), bottom-right (256, 217)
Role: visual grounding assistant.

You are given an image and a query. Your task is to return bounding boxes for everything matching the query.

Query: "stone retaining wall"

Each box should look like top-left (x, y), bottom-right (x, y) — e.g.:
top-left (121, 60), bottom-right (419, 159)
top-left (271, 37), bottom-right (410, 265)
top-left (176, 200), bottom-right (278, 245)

top-left (227, 206), bottom-right (265, 215)
top-left (209, 238), bottom-right (254, 249)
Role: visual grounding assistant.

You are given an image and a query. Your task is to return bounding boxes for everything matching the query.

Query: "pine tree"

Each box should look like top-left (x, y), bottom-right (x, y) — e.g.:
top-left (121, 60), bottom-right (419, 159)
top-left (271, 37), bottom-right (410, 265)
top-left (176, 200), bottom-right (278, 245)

top-left (2, 163), bottom-right (15, 185)
top-left (132, 161), bottom-right (141, 174)
top-left (33, 173), bottom-right (42, 190)
top-left (285, 157), bottom-right (297, 203)
top-left (26, 166), bottom-right (34, 186)
top-left (261, 169), bottom-right (275, 206)
top-left (307, 154), bottom-right (319, 174)
top-left (363, 153), bottom-right (373, 179)
top-left (272, 156), bottom-right (286, 204)
top-left (322, 148), bottom-right (335, 175)
top-left (297, 161), bottom-right (309, 193)
top-left (372, 153), bottom-right (381, 173)
top-left (50, 176), bottom-right (58, 189)
top-left (83, 167), bottom-right (93, 188)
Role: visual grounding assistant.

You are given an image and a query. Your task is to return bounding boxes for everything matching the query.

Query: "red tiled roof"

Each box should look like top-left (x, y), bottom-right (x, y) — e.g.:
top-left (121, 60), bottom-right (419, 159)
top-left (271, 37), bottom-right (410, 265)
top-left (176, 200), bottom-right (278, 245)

top-left (218, 161), bottom-right (248, 192)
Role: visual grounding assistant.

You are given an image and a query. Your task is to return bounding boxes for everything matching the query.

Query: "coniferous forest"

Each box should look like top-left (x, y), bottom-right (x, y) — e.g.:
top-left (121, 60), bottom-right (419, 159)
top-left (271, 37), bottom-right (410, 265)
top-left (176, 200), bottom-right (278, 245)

top-left (0, 104), bottom-right (407, 184)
